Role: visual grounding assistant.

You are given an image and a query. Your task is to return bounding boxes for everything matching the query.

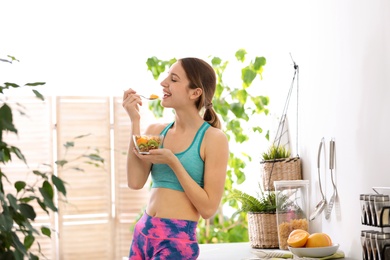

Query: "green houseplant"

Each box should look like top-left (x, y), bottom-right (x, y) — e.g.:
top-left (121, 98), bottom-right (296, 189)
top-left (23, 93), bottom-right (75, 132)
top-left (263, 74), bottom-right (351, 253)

top-left (0, 56), bottom-right (105, 259)
top-left (228, 188), bottom-right (279, 249)
top-left (228, 185), bottom-right (306, 250)
top-left (261, 144), bottom-right (291, 161)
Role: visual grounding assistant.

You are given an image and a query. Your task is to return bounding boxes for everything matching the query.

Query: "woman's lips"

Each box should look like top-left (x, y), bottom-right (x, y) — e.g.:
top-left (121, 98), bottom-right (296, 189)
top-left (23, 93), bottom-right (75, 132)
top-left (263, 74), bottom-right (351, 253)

top-left (163, 92), bottom-right (172, 98)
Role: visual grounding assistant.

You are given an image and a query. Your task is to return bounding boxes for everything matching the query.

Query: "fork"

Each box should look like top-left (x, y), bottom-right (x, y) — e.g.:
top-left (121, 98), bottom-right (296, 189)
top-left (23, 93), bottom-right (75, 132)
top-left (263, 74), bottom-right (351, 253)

top-left (123, 90), bottom-right (159, 100)
top-left (139, 94), bottom-right (159, 100)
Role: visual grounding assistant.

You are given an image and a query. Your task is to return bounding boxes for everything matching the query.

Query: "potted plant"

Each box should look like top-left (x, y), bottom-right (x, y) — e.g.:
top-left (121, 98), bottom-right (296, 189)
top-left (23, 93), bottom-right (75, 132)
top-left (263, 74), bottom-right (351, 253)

top-left (0, 56), bottom-right (105, 259)
top-left (228, 188), bottom-right (280, 249)
top-left (260, 144), bottom-right (302, 191)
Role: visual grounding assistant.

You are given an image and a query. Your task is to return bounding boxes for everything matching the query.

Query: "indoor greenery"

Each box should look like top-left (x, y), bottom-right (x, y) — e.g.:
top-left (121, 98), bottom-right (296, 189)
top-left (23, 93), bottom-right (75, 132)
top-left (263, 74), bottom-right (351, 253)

top-left (145, 49), bottom-right (270, 243)
top-left (261, 145), bottom-right (291, 161)
top-left (0, 56), bottom-right (105, 259)
top-left (228, 188), bottom-right (277, 215)
top-left (228, 186), bottom-right (299, 215)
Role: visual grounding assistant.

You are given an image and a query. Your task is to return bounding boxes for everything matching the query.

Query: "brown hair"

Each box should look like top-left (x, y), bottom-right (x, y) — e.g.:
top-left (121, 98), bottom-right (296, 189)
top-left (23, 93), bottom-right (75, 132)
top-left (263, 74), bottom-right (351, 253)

top-left (179, 57), bottom-right (221, 129)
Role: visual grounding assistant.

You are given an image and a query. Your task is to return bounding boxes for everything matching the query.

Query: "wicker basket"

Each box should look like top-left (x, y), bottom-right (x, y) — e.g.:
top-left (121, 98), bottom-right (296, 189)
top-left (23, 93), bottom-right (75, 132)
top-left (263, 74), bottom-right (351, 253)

top-left (247, 212), bottom-right (279, 249)
top-left (260, 157), bottom-right (302, 191)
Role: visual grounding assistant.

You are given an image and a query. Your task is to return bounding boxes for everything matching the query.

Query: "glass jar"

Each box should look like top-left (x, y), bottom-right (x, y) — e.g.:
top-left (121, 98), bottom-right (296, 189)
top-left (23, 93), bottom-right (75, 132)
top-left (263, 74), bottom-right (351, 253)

top-left (374, 195), bottom-right (390, 227)
top-left (274, 180), bottom-right (309, 250)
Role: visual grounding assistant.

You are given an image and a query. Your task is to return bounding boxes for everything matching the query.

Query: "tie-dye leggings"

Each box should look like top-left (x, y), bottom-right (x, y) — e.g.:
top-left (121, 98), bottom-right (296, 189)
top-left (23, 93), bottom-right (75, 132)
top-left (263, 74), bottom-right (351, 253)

top-left (128, 212), bottom-right (199, 260)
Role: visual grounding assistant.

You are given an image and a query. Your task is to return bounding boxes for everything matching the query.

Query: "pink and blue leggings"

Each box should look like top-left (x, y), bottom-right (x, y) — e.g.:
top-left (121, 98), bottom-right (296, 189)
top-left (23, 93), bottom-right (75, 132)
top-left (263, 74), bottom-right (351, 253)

top-left (129, 212), bottom-right (199, 260)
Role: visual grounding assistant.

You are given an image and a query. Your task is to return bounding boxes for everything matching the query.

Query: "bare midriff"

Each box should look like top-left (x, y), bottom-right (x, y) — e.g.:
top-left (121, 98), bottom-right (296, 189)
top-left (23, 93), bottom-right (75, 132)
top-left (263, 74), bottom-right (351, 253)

top-left (146, 188), bottom-right (200, 222)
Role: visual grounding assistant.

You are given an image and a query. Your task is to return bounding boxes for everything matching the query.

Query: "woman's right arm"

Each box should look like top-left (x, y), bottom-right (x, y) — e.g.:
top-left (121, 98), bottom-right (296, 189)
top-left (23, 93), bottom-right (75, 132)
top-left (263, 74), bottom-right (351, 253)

top-left (122, 89), bottom-right (152, 189)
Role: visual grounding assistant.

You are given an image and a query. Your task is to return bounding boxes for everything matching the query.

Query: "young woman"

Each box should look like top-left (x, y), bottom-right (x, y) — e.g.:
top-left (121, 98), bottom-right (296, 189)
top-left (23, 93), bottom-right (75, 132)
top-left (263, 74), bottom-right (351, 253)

top-left (122, 57), bottom-right (229, 260)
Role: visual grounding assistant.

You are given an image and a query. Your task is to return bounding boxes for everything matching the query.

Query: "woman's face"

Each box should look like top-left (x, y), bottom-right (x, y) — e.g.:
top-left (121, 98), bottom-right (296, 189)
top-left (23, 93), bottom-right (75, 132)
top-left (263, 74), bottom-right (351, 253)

top-left (160, 61), bottom-right (193, 109)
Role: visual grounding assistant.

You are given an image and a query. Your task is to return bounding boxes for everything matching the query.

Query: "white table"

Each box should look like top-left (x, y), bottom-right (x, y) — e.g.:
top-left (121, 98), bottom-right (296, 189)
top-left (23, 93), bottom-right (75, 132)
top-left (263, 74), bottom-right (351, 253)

top-left (198, 242), bottom-right (276, 260)
top-left (198, 242), bottom-right (353, 260)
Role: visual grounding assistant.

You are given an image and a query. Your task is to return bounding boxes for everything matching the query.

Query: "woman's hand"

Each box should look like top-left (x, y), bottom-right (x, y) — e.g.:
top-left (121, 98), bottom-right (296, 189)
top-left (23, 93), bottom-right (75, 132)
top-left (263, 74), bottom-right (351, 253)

top-left (122, 88), bottom-right (143, 121)
top-left (133, 148), bottom-right (177, 166)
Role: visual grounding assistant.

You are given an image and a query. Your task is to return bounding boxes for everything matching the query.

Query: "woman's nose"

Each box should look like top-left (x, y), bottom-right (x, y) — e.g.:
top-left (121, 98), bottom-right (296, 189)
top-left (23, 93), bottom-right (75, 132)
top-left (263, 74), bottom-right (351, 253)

top-left (160, 79), bottom-right (168, 88)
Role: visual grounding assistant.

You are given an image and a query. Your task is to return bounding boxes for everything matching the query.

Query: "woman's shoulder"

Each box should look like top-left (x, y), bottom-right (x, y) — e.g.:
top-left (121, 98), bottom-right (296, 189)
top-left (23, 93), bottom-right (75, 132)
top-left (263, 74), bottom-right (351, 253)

top-left (205, 126), bottom-right (228, 144)
top-left (203, 126), bottom-right (229, 156)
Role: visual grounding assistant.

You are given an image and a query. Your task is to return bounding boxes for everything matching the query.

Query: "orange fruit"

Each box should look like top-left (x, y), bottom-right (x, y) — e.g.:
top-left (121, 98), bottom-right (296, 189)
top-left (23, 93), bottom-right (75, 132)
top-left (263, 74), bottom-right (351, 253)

top-left (287, 229), bottom-right (310, 248)
top-left (136, 136), bottom-right (148, 146)
top-left (305, 233), bottom-right (332, 247)
top-left (323, 233), bottom-right (333, 244)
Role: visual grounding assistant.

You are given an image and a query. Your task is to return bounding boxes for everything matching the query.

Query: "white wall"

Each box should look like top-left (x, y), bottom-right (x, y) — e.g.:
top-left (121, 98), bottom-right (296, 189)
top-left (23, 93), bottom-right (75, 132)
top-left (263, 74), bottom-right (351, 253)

top-left (299, 1), bottom-right (390, 258)
top-left (2, 0), bottom-right (389, 258)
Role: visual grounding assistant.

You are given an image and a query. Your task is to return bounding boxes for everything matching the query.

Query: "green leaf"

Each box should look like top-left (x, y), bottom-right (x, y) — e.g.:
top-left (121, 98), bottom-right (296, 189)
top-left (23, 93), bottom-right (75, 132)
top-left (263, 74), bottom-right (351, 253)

top-left (7, 55), bottom-right (20, 62)
top-left (229, 103), bottom-right (248, 120)
top-left (41, 226), bottom-right (52, 237)
top-left (24, 234), bottom-right (35, 249)
top-left (253, 56), bottom-right (266, 71)
top-left (39, 181), bottom-right (57, 211)
top-left (19, 196), bottom-right (36, 203)
top-left (210, 56), bottom-right (222, 66)
top-left (84, 153), bottom-right (104, 163)
top-left (11, 232), bottom-right (27, 255)
top-left (25, 82), bottom-right (46, 86)
top-left (4, 82), bottom-right (20, 88)
top-left (32, 89), bottom-right (44, 101)
top-left (241, 66), bottom-right (256, 88)
top-left (15, 181), bottom-right (26, 192)
top-left (40, 181), bottom-right (54, 199)
top-left (6, 193), bottom-right (19, 210)
top-left (146, 57), bottom-right (176, 80)
top-left (33, 170), bottom-right (48, 179)
top-left (55, 159), bottom-right (68, 167)
top-left (264, 130), bottom-right (270, 141)
top-left (10, 146), bottom-right (27, 163)
top-left (235, 49), bottom-right (247, 62)
top-left (29, 253), bottom-right (39, 260)
top-left (63, 141), bottom-right (74, 148)
top-left (74, 134), bottom-right (91, 140)
top-left (252, 126), bottom-right (263, 133)
top-left (251, 95), bottom-right (269, 114)
top-left (0, 210), bottom-right (14, 231)
top-left (37, 199), bottom-right (49, 214)
top-left (235, 89), bottom-right (248, 104)
top-left (19, 203), bottom-right (36, 220)
top-left (0, 103), bottom-right (18, 133)
top-left (52, 175), bottom-right (67, 196)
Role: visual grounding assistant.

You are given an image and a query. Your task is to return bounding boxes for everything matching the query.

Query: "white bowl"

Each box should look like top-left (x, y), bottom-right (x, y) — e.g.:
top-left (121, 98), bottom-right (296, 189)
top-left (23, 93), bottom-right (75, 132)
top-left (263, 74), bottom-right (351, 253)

top-left (133, 134), bottom-right (164, 154)
top-left (288, 243), bottom-right (339, 257)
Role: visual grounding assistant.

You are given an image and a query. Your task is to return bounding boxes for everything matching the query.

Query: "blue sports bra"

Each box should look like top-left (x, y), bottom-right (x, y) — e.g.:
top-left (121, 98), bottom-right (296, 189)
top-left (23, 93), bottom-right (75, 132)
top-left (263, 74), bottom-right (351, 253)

top-left (151, 121), bottom-right (210, 192)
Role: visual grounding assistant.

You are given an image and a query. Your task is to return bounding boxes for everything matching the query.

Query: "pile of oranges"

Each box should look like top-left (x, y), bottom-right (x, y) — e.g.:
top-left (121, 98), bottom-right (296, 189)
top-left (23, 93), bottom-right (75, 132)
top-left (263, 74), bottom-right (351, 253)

top-left (287, 229), bottom-right (332, 248)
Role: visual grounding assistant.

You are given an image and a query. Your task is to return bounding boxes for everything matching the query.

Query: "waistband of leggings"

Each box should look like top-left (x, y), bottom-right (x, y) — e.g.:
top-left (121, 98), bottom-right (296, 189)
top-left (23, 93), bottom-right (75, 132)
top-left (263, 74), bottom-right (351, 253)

top-left (143, 212), bottom-right (198, 229)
